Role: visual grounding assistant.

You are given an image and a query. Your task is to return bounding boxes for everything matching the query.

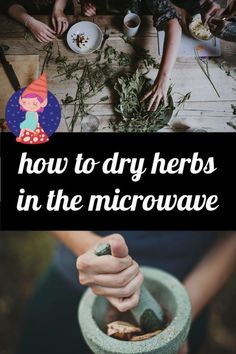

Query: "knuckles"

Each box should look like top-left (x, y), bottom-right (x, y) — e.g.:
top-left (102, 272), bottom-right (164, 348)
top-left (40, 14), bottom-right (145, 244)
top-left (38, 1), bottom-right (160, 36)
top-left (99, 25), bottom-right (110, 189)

top-left (76, 256), bottom-right (90, 271)
top-left (116, 274), bottom-right (128, 288)
top-left (78, 273), bottom-right (91, 286)
top-left (91, 286), bottom-right (100, 295)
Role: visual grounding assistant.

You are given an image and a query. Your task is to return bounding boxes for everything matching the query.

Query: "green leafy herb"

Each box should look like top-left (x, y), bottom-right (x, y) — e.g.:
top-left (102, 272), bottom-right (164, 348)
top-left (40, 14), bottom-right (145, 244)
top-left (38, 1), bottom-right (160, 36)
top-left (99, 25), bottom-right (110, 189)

top-left (112, 69), bottom-right (174, 132)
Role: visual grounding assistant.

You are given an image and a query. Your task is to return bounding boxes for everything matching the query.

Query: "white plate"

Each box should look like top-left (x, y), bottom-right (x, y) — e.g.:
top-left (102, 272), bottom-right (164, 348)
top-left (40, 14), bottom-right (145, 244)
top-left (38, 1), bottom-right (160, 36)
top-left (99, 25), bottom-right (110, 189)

top-left (67, 21), bottom-right (103, 54)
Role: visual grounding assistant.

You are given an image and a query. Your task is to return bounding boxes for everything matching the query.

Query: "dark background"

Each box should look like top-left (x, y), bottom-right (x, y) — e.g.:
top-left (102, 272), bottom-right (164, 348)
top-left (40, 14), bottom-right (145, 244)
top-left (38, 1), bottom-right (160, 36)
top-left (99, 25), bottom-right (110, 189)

top-left (1, 132), bottom-right (236, 230)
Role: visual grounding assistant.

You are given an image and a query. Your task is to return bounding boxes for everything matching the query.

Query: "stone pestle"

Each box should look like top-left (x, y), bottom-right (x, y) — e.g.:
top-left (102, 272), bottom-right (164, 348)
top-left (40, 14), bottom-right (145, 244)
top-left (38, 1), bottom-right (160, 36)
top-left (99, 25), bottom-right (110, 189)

top-left (95, 243), bottom-right (164, 332)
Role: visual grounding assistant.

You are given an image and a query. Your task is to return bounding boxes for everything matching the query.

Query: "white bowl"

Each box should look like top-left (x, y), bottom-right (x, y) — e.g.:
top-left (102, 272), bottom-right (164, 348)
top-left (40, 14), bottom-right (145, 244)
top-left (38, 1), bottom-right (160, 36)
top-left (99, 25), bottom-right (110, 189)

top-left (189, 14), bottom-right (213, 41)
top-left (67, 21), bottom-right (103, 54)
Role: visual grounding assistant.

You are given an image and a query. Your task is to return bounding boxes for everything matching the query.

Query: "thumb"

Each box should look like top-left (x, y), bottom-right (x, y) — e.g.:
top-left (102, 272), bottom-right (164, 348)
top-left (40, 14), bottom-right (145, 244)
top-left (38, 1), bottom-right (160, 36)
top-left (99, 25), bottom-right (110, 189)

top-left (107, 234), bottom-right (129, 258)
top-left (51, 16), bottom-right (57, 31)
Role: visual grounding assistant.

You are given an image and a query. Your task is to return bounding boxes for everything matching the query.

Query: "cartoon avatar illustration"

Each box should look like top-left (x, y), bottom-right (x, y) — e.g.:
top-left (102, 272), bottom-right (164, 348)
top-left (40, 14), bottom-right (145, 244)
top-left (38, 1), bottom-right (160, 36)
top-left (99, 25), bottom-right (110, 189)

top-left (16, 73), bottom-right (49, 144)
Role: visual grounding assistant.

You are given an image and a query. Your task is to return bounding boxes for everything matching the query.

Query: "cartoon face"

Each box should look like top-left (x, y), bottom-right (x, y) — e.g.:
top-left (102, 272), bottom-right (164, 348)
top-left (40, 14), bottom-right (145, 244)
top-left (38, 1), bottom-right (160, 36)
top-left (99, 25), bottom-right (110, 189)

top-left (19, 97), bottom-right (45, 112)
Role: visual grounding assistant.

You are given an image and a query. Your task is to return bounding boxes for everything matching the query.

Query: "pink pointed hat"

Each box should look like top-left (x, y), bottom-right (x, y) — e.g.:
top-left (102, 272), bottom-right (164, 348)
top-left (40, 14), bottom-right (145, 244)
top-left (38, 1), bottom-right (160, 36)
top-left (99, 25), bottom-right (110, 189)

top-left (22, 73), bottom-right (48, 100)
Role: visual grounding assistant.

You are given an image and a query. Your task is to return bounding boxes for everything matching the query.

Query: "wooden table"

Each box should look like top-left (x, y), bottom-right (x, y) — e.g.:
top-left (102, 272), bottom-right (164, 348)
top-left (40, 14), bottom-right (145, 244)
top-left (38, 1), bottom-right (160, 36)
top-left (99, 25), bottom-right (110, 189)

top-left (0, 14), bottom-right (236, 132)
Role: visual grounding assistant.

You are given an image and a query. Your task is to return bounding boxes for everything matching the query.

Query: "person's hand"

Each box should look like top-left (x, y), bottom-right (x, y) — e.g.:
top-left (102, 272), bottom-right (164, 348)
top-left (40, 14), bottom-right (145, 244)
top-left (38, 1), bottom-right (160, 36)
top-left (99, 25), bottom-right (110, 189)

top-left (208, 17), bottom-right (228, 37)
top-left (201, 0), bottom-right (221, 25)
top-left (178, 341), bottom-right (189, 354)
top-left (141, 76), bottom-right (168, 111)
top-left (82, 1), bottom-right (97, 16)
top-left (51, 8), bottom-right (69, 35)
top-left (27, 17), bottom-right (56, 43)
top-left (76, 234), bottom-right (144, 312)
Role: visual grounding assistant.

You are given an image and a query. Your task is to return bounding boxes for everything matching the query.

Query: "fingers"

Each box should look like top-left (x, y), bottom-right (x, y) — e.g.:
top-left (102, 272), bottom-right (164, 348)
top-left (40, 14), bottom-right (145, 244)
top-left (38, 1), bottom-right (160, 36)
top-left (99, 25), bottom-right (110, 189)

top-left (77, 252), bottom-right (133, 275)
top-left (147, 91), bottom-right (158, 111)
top-left (209, 18), bottom-right (223, 26)
top-left (45, 24), bottom-right (56, 35)
top-left (46, 29), bottom-right (56, 40)
top-left (57, 19), bottom-right (68, 35)
top-left (39, 25), bottom-right (56, 42)
top-left (40, 31), bottom-right (55, 42)
top-left (61, 20), bottom-right (69, 34)
top-left (147, 91), bottom-right (165, 111)
top-left (91, 271), bottom-right (144, 298)
top-left (140, 89), bottom-right (152, 103)
top-left (208, 18), bottom-right (225, 36)
top-left (57, 19), bottom-right (63, 35)
top-left (141, 80), bottom-right (167, 112)
top-left (107, 289), bottom-right (141, 312)
top-left (36, 35), bottom-right (43, 43)
top-left (84, 3), bottom-right (96, 16)
top-left (51, 16), bottom-right (57, 31)
top-left (153, 95), bottom-right (162, 111)
top-left (91, 261), bottom-right (140, 288)
top-left (104, 233), bottom-right (129, 258)
top-left (37, 32), bottom-right (53, 43)
top-left (141, 91), bottom-right (160, 111)
top-left (51, 14), bottom-right (68, 35)
top-left (202, 5), bottom-right (221, 25)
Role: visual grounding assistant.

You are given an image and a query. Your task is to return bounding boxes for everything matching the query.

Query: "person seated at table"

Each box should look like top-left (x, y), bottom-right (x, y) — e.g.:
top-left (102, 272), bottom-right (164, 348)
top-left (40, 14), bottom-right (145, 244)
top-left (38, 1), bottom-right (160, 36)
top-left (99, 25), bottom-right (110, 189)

top-left (201, 0), bottom-right (236, 42)
top-left (0, 0), bottom-right (74, 43)
top-left (81, 0), bottom-right (200, 111)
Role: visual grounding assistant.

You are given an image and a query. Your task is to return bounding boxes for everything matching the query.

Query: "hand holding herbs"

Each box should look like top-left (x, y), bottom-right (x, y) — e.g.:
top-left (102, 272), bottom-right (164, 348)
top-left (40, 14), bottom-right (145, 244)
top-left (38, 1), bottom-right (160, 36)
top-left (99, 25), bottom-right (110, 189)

top-left (141, 76), bottom-right (169, 111)
top-left (114, 70), bottom-right (174, 132)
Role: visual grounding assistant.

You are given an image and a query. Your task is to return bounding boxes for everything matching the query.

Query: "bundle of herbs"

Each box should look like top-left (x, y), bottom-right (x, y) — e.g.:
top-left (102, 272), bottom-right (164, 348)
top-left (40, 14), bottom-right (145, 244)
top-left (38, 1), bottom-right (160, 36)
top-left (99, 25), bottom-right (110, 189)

top-left (113, 69), bottom-right (175, 132)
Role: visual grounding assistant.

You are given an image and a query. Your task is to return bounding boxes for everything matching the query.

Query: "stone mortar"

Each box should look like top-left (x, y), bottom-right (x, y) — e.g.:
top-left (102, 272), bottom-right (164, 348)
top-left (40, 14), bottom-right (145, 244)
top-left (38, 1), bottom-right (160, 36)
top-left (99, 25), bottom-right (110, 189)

top-left (78, 267), bottom-right (192, 354)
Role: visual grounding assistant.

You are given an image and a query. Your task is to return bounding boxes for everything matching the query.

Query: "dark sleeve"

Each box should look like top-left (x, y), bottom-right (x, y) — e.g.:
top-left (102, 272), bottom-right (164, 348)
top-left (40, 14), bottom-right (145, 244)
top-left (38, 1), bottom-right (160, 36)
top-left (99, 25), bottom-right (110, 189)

top-left (221, 20), bottom-right (236, 42)
top-left (0, 0), bottom-right (19, 13)
top-left (152, 0), bottom-right (181, 31)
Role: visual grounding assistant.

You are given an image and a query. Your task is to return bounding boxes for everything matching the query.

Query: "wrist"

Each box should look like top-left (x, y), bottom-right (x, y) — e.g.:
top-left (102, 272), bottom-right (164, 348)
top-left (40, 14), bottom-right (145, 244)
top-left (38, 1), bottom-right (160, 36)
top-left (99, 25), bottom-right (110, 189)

top-left (51, 231), bottom-right (101, 256)
top-left (53, 3), bottom-right (65, 13)
top-left (24, 14), bottom-right (34, 28)
top-left (155, 72), bottom-right (170, 85)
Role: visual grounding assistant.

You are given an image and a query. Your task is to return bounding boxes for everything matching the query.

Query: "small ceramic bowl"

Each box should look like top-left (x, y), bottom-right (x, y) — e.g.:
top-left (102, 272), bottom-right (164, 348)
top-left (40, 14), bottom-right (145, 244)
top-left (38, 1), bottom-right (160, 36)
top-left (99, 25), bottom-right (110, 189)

top-left (67, 21), bottom-right (103, 54)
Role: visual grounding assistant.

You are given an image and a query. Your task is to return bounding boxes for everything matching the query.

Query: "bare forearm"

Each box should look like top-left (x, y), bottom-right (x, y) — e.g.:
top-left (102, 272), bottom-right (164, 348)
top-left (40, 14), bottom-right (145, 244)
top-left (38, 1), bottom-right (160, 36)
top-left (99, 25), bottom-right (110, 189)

top-left (157, 19), bottom-right (182, 81)
top-left (51, 231), bottom-right (101, 256)
top-left (54, 0), bottom-right (68, 11)
top-left (8, 4), bottom-right (31, 26)
top-left (184, 233), bottom-right (236, 320)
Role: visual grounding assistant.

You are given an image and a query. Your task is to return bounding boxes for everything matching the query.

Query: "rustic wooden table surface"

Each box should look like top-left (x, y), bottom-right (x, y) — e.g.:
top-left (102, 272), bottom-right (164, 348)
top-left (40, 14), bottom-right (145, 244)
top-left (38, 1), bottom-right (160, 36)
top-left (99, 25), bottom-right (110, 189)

top-left (0, 14), bottom-right (236, 132)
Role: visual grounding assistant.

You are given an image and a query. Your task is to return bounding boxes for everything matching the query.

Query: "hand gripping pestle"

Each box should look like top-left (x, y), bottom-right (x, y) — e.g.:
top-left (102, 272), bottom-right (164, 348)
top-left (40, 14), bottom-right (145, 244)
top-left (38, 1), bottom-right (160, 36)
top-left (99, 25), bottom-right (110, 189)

top-left (95, 243), bottom-right (164, 332)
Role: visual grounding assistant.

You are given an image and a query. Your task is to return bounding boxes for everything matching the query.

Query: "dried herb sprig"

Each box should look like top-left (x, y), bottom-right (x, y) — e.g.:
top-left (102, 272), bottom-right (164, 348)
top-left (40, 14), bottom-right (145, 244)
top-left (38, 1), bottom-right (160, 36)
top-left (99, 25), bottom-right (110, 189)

top-left (214, 59), bottom-right (236, 82)
top-left (174, 92), bottom-right (191, 117)
top-left (63, 60), bottom-right (115, 131)
top-left (194, 49), bottom-right (220, 98)
top-left (227, 104), bottom-right (236, 130)
top-left (41, 42), bottom-right (54, 74)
